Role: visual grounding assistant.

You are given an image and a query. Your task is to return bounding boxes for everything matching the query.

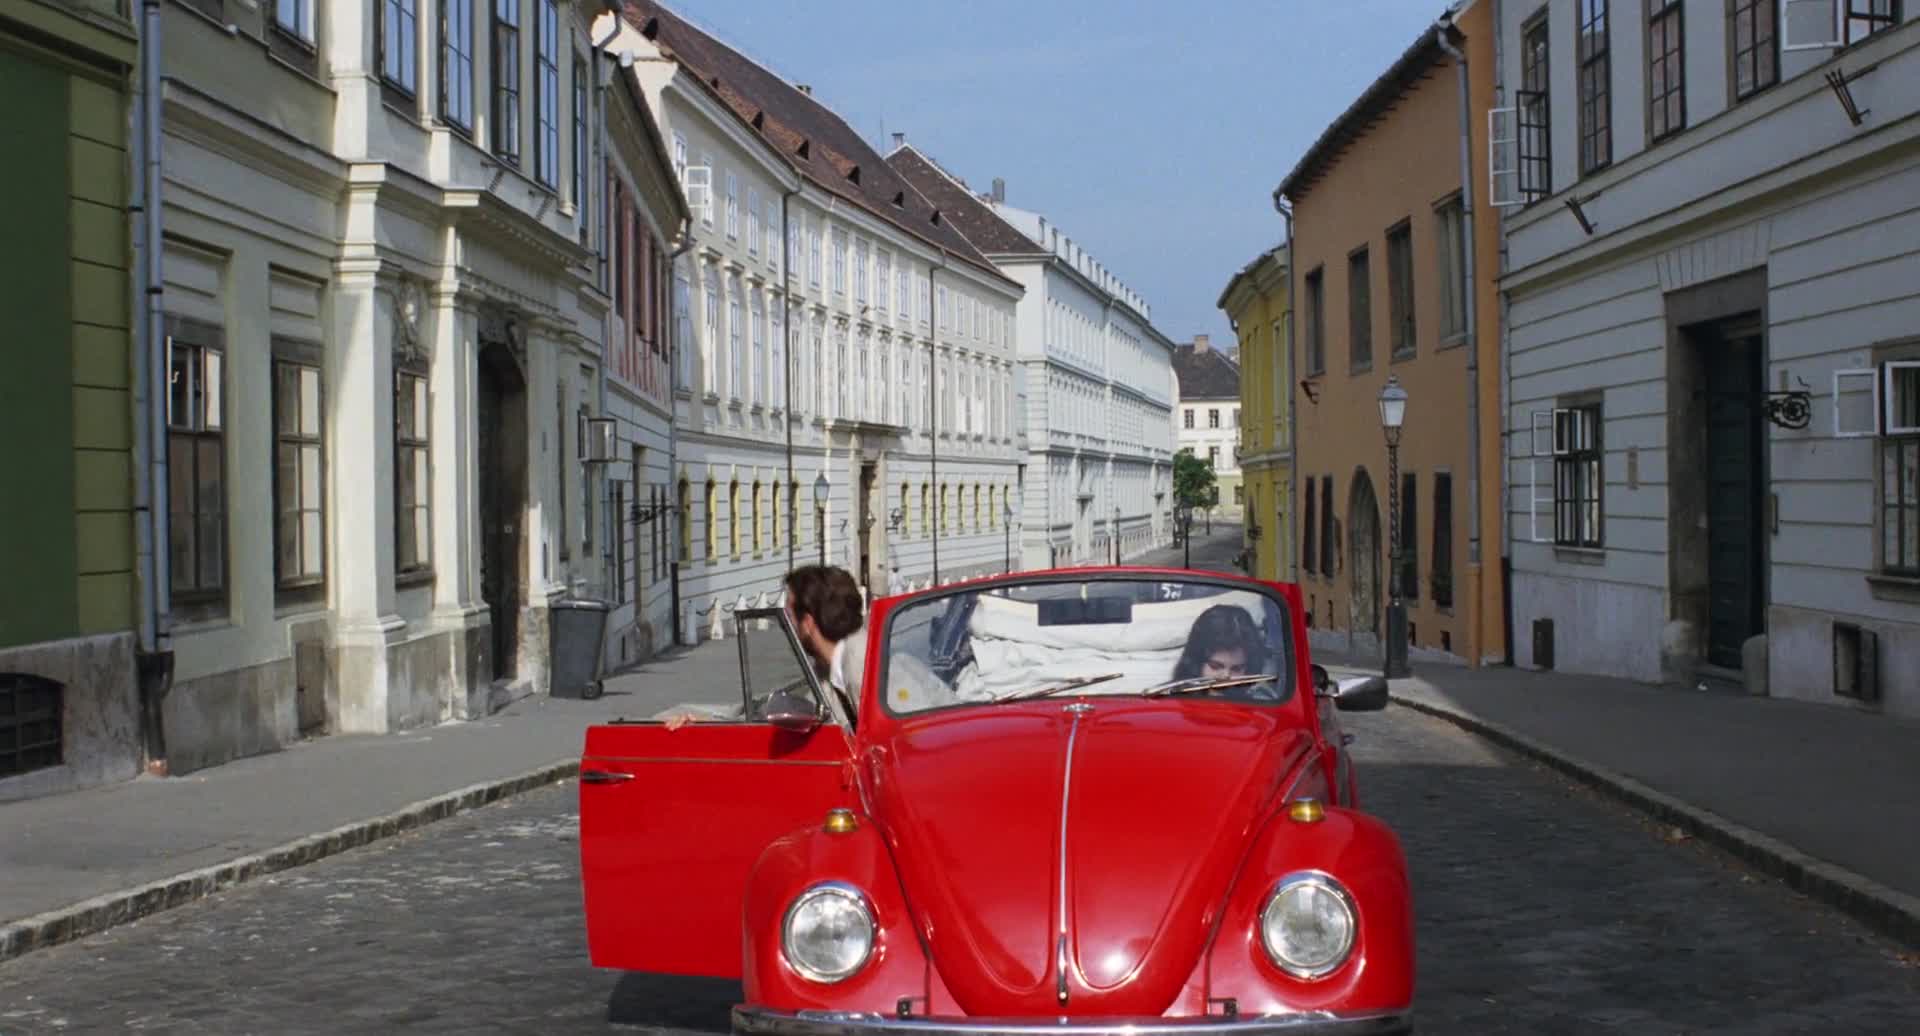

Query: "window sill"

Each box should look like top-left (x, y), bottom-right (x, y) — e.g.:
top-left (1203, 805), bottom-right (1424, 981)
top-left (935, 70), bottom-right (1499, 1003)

top-left (1866, 573), bottom-right (1920, 605)
top-left (1436, 332), bottom-right (1468, 351)
top-left (1554, 546), bottom-right (1607, 566)
top-left (1350, 362), bottom-right (1373, 376)
top-left (396, 569), bottom-right (435, 589)
top-left (1389, 348), bottom-right (1417, 365)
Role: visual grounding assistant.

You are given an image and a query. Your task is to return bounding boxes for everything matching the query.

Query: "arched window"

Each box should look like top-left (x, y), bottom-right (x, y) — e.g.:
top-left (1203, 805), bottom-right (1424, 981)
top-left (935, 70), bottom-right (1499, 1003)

top-left (704, 479), bottom-right (718, 558)
top-left (920, 483), bottom-right (930, 537)
top-left (771, 482), bottom-right (783, 550)
top-left (678, 478), bottom-right (692, 561)
top-left (751, 481), bottom-right (763, 553)
top-left (729, 480), bottom-right (742, 558)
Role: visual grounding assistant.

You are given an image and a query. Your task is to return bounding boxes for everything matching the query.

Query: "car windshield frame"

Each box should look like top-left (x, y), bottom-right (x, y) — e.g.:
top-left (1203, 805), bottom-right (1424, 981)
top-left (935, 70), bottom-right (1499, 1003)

top-left (873, 571), bottom-right (1301, 721)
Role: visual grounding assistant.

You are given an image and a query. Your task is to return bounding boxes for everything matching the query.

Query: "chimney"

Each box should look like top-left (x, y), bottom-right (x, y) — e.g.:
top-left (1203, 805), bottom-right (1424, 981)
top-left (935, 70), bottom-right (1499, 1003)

top-left (991, 177), bottom-right (1005, 203)
top-left (1192, 334), bottom-right (1211, 353)
top-left (891, 132), bottom-right (905, 150)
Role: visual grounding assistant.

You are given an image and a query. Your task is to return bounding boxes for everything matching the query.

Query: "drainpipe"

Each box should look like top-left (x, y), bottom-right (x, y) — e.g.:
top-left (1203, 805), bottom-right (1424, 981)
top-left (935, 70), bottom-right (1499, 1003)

top-left (665, 220), bottom-right (692, 644)
top-left (1270, 191), bottom-right (1295, 586)
top-left (1435, 19), bottom-right (1485, 665)
top-left (779, 183), bottom-right (800, 574)
top-left (132, 0), bottom-right (174, 774)
top-left (1491, 0), bottom-right (1515, 666)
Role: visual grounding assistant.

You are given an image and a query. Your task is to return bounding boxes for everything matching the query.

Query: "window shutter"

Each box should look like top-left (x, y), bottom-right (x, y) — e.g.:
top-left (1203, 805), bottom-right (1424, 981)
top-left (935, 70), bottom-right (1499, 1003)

top-left (1781, 0), bottom-right (1841, 51)
top-left (1884, 362), bottom-right (1920, 436)
top-left (1832, 368), bottom-right (1879, 438)
top-left (1488, 107), bottom-right (1523, 208)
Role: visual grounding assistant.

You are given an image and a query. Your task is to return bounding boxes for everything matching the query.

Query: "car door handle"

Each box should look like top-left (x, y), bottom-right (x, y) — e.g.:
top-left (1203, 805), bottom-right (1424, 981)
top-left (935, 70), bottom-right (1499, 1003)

top-left (580, 769), bottom-right (635, 785)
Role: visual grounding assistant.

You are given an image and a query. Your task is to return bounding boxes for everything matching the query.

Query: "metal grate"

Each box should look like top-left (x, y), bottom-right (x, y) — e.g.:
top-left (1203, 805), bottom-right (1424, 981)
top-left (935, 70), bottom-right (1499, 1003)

top-left (0, 674), bottom-right (64, 778)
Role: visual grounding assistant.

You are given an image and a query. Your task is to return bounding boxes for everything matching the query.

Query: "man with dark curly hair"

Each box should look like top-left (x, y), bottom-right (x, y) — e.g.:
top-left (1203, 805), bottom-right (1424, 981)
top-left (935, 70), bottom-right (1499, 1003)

top-left (657, 564), bottom-right (866, 729)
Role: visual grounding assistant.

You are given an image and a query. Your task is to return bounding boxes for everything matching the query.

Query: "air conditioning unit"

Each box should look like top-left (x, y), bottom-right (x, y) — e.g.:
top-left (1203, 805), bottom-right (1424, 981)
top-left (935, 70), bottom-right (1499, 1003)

top-left (581, 416), bottom-right (617, 463)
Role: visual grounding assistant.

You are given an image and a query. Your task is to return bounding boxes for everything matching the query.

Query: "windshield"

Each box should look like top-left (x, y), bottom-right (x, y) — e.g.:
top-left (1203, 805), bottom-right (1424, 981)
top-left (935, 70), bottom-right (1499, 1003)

top-left (878, 576), bottom-right (1295, 716)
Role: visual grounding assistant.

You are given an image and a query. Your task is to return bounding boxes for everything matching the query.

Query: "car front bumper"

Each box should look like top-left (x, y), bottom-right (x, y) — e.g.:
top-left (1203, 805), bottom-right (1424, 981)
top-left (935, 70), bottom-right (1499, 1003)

top-left (733, 1007), bottom-right (1412, 1036)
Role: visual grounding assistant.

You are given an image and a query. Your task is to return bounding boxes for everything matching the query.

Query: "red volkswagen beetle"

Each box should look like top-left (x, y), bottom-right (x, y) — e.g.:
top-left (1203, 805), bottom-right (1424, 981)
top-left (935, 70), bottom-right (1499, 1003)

top-left (579, 568), bottom-right (1414, 1033)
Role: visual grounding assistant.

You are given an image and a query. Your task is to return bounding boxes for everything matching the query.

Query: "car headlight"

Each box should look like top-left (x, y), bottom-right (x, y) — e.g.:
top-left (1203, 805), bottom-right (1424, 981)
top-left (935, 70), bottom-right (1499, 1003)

top-left (1260, 871), bottom-right (1356, 979)
top-left (781, 882), bottom-right (875, 983)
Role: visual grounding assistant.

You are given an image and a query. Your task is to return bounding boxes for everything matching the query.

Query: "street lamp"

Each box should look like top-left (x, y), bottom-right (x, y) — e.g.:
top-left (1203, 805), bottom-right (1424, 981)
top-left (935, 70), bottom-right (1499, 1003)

top-left (1112, 505), bottom-right (1121, 566)
top-left (812, 472), bottom-right (829, 567)
top-left (1378, 375), bottom-right (1410, 680)
top-left (1002, 499), bottom-right (1013, 574)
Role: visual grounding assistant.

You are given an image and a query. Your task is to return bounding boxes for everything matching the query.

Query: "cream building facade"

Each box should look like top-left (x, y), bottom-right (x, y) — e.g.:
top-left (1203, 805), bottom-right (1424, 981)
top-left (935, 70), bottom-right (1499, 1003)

top-left (1173, 336), bottom-right (1245, 523)
top-left (609, 3), bottom-right (1026, 635)
top-left (138, 0), bottom-right (683, 777)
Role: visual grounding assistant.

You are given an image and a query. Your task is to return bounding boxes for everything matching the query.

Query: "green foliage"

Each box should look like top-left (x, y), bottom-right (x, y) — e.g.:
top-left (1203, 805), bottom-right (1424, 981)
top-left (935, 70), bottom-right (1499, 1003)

top-left (1173, 449), bottom-right (1217, 510)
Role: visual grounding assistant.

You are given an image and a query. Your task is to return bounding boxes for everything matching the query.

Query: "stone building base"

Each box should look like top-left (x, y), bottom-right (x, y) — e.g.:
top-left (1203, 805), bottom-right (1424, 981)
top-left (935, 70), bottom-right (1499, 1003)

top-left (0, 632), bottom-right (142, 803)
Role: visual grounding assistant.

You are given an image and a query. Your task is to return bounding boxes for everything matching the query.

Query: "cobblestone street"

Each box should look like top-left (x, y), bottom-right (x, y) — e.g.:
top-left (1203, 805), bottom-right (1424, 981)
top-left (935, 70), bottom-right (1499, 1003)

top-left (2, 692), bottom-right (1915, 1034)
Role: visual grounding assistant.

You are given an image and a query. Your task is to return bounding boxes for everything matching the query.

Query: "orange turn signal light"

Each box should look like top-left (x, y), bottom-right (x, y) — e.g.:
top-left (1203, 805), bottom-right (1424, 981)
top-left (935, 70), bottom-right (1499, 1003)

top-left (1287, 799), bottom-right (1326, 824)
top-left (824, 808), bottom-right (859, 834)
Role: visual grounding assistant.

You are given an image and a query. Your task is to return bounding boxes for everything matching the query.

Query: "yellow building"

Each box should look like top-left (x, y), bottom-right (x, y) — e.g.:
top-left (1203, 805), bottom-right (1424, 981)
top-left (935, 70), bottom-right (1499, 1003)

top-left (1218, 245), bottom-right (1292, 582)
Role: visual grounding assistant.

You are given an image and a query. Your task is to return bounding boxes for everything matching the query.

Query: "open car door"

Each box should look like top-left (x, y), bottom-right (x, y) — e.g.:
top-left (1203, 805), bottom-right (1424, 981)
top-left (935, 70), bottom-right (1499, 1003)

top-left (580, 608), bottom-right (855, 978)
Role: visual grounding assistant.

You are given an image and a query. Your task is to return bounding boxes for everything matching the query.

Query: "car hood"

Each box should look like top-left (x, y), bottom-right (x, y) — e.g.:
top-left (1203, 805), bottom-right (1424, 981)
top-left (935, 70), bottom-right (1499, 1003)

top-left (865, 698), bottom-right (1314, 1015)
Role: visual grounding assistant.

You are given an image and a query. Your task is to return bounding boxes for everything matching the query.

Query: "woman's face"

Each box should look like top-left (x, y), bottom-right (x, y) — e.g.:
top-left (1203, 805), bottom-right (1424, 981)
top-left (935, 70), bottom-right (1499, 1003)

top-left (1200, 646), bottom-right (1248, 679)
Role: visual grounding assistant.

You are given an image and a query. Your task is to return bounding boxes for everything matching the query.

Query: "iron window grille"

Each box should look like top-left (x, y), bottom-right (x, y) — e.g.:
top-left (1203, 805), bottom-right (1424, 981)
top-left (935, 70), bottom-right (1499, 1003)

top-left (1553, 405), bottom-right (1605, 548)
top-left (0, 674), bottom-right (63, 778)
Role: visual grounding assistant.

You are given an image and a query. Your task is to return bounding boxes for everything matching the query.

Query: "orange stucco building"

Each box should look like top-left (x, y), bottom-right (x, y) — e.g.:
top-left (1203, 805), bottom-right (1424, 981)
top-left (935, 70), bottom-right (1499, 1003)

top-left (1278, 1), bottom-right (1506, 667)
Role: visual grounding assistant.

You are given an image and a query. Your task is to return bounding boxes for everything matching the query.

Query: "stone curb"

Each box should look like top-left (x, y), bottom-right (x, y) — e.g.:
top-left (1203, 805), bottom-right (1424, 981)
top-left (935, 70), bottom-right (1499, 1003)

top-left (1388, 689), bottom-right (1920, 951)
top-left (0, 759), bottom-right (580, 965)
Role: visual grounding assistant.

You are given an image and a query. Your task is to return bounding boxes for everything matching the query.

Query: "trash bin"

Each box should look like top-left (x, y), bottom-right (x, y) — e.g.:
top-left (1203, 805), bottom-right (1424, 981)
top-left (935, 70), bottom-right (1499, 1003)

top-left (549, 597), bottom-right (611, 699)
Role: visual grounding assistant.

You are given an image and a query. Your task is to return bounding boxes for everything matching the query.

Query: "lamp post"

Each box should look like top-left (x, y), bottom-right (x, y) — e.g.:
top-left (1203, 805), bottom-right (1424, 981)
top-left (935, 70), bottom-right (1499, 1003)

top-left (1111, 505), bottom-right (1121, 566)
top-left (812, 472), bottom-right (829, 568)
top-left (1002, 500), bottom-right (1013, 574)
top-left (1378, 375), bottom-right (1410, 680)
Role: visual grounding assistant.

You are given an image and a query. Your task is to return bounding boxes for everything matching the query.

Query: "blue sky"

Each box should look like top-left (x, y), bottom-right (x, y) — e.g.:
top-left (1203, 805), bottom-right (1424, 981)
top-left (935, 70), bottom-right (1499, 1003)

top-left (668, 0), bottom-right (1451, 351)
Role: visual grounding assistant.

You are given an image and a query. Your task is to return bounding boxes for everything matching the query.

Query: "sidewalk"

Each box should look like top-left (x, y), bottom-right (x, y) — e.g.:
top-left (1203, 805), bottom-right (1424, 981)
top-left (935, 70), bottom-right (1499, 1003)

top-left (0, 636), bottom-right (743, 962)
top-left (1313, 646), bottom-right (1920, 948)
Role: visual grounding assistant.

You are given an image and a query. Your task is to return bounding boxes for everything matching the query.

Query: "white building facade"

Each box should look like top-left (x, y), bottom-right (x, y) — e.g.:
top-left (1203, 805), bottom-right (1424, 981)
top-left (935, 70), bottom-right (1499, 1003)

top-left (608, 4), bottom-right (1026, 639)
top-left (146, 0), bottom-right (682, 775)
top-left (1493, 0), bottom-right (1920, 718)
top-left (1173, 335), bottom-right (1244, 521)
top-left (884, 146), bottom-right (1178, 571)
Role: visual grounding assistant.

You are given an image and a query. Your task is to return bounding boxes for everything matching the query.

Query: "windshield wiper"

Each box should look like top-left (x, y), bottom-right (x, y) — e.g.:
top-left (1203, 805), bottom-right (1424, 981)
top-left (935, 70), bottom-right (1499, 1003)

top-left (1138, 674), bottom-right (1277, 698)
top-left (994, 672), bottom-right (1125, 703)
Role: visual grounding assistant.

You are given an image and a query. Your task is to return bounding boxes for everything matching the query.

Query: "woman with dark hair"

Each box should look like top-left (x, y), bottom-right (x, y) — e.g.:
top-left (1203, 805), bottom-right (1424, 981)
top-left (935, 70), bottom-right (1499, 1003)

top-left (1171, 604), bottom-right (1268, 682)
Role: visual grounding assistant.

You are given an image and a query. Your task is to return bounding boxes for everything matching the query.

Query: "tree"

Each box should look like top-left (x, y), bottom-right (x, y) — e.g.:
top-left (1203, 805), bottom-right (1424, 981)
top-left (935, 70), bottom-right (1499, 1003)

top-left (1172, 449), bottom-right (1216, 510)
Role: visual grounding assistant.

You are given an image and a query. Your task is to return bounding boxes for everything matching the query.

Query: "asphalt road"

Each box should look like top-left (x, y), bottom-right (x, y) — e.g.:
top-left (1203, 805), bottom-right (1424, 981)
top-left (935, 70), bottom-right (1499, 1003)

top-left (2, 704), bottom-right (1916, 1035)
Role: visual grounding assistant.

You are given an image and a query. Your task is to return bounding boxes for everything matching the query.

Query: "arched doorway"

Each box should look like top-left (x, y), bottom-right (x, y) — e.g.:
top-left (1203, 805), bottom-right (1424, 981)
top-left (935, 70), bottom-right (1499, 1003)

top-left (1348, 470), bottom-right (1381, 636)
top-left (477, 340), bottom-right (528, 683)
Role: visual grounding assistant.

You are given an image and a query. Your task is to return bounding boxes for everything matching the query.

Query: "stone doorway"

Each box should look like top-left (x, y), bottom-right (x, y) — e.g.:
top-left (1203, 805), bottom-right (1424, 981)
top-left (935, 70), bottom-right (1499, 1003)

top-left (1348, 470), bottom-right (1382, 635)
top-left (477, 340), bottom-right (528, 683)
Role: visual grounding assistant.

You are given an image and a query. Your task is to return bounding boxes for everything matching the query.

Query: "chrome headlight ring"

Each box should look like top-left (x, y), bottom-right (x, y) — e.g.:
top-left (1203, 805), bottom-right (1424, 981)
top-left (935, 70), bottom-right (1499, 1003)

top-left (1259, 869), bottom-right (1358, 980)
top-left (780, 881), bottom-right (877, 984)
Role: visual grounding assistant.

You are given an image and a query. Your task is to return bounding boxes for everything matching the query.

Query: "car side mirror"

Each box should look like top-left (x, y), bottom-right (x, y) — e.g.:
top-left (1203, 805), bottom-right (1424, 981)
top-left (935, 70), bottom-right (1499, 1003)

top-left (762, 686), bottom-right (822, 733)
top-left (1331, 675), bottom-right (1389, 712)
top-left (1310, 664), bottom-right (1334, 694)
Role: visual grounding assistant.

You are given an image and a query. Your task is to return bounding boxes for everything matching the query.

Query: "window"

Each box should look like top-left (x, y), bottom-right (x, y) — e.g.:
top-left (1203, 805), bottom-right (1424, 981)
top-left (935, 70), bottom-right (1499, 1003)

top-left (771, 481), bottom-right (783, 550)
top-left (808, 217), bottom-right (822, 288)
top-left (1435, 197), bottom-right (1467, 342)
top-left (725, 172), bottom-right (739, 240)
top-left (1553, 404), bottom-right (1604, 548)
top-left (876, 252), bottom-right (891, 312)
top-left (1320, 475), bottom-right (1335, 576)
top-left (747, 187), bottom-right (761, 257)
top-left (729, 281), bottom-right (743, 400)
top-left (1848, 0), bottom-right (1902, 45)
top-left (766, 199), bottom-right (780, 269)
top-left (1648, 0), bottom-right (1686, 142)
top-left (751, 295), bottom-right (766, 406)
top-left (380, 0), bottom-right (418, 96)
top-left (395, 369), bottom-right (433, 575)
top-left (492, 0), bottom-right (521, 163)
top-left (1882, 361), bottom-right (1920, 575)
top-left (534, 0), bottom-right (559, 186)
top-left (729, 480), bottom-right (742, 558)
top-left (1348, 248), bottom-right (1372, 371)
top-left (1208, 408), bottom-right (1220, 429)
top-left (1386, 222), bottom-right (1415, 359)
top-left (751, 482), bottom-right (763, 553)
top-left (440, 0), bottom-right (475, 129)
top-left (1577, 0), bottom-right (1612, 174)
top-left (854, 238), bottom-right (869, 304)
top-left (678, 479), bottom-right (692, 560)
top-left (272, 346), bottom-right (326, 595)
top-left (612, 479), bottom-right (627, 604)
top-left (1303, 476), bottom-right (1318, 575)
top-left (1432, 473), bottom-right (1454, 608)
top-left (1730, 0), bottom-right (1778, 99)
top-left (572, 53), bottom-right (588, 219)
top-left (1233, 485), bottom-right (1244, 506)
top-left (1304, 267), bottom-right (1325, 376)
top-left (702, 283), bottom-right (719, 396)
top-left (1208, 446), bottom-right (1220, 467)
top-left (704, 479), bottom-right (718, 558)
top-left (1399, 472), bottom-right (1419, 599)
top-left (697, 152), bottom-right (715, 227)
top-left (832, 228), bottom-right (848, 295)
top-left (897, 265), bottom-right (910, 316)
top-left (166, 326), bottom-right (226, 604)
top-left (1519, 15), bottom-right (1552, 200)
top-left (612, 182), bottom-right (627, 316)
top-left (274, 0), bottom-right (314, 42)
top-left (771, 300), bottom-right (786, 407)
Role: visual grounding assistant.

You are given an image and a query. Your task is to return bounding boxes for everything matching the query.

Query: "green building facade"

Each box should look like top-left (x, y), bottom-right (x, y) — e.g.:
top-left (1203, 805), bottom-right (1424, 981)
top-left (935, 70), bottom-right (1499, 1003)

top-left (1, 0), bottom-right (144, 800)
